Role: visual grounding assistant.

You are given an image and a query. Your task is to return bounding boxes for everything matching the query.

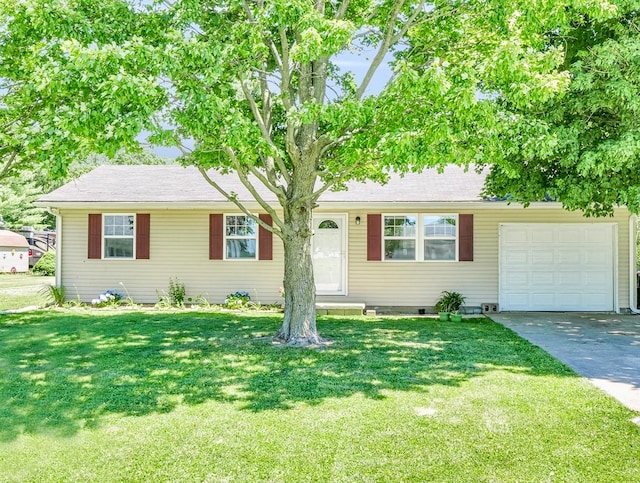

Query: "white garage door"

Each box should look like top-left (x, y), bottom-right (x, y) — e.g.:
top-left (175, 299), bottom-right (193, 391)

top-left (499, 223), bottom-right (616, 311)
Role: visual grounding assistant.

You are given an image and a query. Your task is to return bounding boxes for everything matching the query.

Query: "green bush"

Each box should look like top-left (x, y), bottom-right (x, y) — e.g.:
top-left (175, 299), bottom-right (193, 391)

top-left (33, 251), bottom-right (56, 276)
top-left (155, 279), bottom-right (187, 309)
top-left (168, 278), bottom-right (186, 307)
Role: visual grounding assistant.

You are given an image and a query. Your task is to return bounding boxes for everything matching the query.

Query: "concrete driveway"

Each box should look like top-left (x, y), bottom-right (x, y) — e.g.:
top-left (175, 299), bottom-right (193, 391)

top-left (490, 312), bottom-right (640, 413)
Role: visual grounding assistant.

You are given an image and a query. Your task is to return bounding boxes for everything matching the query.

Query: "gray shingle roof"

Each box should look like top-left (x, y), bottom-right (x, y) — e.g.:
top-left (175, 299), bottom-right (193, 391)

top-left (37, 165), bottom-right (487, 205)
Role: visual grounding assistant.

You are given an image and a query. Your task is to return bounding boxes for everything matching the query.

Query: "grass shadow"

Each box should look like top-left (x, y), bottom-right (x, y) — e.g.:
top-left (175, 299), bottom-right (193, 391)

top-left (0, 310), bottom-right (576, 441)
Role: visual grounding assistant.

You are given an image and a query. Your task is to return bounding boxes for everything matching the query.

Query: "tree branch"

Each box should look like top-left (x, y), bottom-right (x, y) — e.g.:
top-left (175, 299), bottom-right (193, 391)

top-left (317, 128), bottom-right (366, 158)
top-left (239, 79), bottom-right (292, 186)
top-left (198, 164), bottom-right (285, 238)
top-left (246, 161), bottom-right (288, 201)
top-left (391, 0), bottom-right (426, 44)
top-left (224, 147), bottom-right (286, 232)
top-left (0, 151), bottom-right (20, 179)
top-left (355, 0), bottom-right (427, 99)
top-left (243, 0), bottom-right (288, 105)
top-left (240, 80), bottom-right (271, 145)
top-left (335, 0), bottom-right (350, 20)
top-left (308, 162), bottom-right (368, 202)
top-left (279, 27), bottom-right (295, 111)
top-left (259, 72), bottom-right (272, 134)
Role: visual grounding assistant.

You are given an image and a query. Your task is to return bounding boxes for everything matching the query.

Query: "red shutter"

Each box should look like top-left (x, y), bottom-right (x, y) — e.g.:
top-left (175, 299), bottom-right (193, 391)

top-left (209, 214), bottom-right (224, 260)
top-left (88, 214), bottom-right (102, 259)
top-left (367, 214), bottom-right (382, 261)
top-left (136, 214), bottom-right (150, 260)
top-left (458, 214), bottom-right (474, 261)
top-left (258, 214), bottom-right (273, 260)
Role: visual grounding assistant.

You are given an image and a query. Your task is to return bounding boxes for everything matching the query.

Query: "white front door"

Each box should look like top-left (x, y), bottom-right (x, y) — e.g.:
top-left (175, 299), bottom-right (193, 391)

top-left (312, 214), bottom-right (347, 295)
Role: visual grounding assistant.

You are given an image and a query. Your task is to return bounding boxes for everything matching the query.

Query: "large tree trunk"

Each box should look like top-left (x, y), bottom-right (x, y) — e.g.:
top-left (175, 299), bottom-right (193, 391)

top-left (274, 142), bottom-right (326, 345)
top-left (275, 200), bottom-right (325, 346)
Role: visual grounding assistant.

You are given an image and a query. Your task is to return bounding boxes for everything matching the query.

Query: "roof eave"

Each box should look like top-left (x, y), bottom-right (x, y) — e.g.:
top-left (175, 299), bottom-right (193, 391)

top-left (35, 200), bottom-right (574, 211)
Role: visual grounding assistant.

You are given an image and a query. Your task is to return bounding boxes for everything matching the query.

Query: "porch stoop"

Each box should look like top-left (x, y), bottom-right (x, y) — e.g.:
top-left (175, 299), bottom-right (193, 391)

top-left (316, 302), bottom-right (366, 316)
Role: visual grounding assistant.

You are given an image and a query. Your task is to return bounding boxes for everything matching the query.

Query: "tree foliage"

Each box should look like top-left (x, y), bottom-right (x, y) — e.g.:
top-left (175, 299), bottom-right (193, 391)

top-left (474, 1), bottom-right (640, 216)
top-left (398, 0), bottom-right (640, 216)
top-left (0, 72), bottom-right (39, 180)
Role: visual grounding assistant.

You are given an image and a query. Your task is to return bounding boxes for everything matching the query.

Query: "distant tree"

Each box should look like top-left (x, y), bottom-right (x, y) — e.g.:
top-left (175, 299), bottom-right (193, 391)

top-left (0, 171), bottom-right (50, 229)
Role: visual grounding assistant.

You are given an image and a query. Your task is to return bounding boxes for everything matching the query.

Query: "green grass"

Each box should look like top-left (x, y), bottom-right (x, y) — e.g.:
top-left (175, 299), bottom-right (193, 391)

top-left (0, 310), bottom-right (638, 482)
top-left (0, 273), bottom-right (53, 311)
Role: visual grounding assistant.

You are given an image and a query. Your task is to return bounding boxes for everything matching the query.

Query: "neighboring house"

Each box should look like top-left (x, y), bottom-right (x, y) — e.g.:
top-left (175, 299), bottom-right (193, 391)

top-left (36, 165), bottom-right (638, 313)
top-left (0, 230), bottom-right (29, 273)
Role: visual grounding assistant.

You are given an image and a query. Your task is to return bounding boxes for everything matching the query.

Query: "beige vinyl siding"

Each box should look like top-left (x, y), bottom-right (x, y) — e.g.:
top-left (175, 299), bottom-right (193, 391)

top-left (59, 206), bottom-right (632, 310)
top-left (316, 207), bottom-right (631, 310)
top-left (59, 209), bottom-right (284, 304)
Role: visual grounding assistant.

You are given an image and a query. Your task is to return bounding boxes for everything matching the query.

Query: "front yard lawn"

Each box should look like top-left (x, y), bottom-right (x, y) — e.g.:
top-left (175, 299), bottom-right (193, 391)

top-left (1, 310), bottom-right (638, 481)
top-left (0, 273), bottom-right (53, 311)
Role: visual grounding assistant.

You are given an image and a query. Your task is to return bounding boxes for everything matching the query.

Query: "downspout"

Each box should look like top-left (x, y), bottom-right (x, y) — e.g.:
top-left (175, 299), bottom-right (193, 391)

top-left (628, 215), bottom-right (640, 314)
top-left (51, 208), bottom-right (62, 290)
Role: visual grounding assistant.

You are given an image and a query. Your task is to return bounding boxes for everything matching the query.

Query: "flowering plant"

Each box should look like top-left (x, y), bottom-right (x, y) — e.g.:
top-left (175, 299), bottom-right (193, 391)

top-left (91, 290), bottom-right (122, 307)
top-left (224, 291), bottom-right (251, 309)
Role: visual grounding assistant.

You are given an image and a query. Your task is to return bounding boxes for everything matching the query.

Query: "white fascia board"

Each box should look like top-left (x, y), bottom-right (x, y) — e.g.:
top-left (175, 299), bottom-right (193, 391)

top-left (34, 200), bottom-right (629, 212)
top-left (314, 201), bottom-right (567, 211)
top-left (34, 201), bottom-right (262, 211)
top-left (36, 200), bottom-right (546, 210)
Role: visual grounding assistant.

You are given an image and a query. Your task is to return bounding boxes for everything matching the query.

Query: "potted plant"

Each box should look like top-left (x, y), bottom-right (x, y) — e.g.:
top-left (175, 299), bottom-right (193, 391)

top-left (450, 311), bottom-right (463, 322)
top-left (434, 291), bottom-right (465, 321)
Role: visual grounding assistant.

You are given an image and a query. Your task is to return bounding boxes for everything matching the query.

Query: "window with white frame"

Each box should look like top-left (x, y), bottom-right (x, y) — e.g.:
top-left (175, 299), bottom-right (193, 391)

top-left (225, 215), bottom-right (257, 259)
top-left (423, 215), bottom-right (457, 261)
top-left (382, 214), bottom-right (458, 261)
top-left (103, 214), bottom-right (135, 259)
top-left (384, 215), bottom-right (417, 260)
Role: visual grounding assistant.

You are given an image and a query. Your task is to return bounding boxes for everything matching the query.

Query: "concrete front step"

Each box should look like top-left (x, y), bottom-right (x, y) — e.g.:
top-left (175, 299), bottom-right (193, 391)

top-left (316, 302), bottom-right (366, 316)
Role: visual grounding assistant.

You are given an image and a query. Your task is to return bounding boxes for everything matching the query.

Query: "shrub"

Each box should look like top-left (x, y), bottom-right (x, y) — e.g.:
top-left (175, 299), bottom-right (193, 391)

top-left (168, 278), bottom-right (186, 307)
top-left (225, 291), bottom-right (251, 309)
top-left (33, 251), bottom-right (56, 276)
top-left (156, 279), bottom-right (187, 309)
